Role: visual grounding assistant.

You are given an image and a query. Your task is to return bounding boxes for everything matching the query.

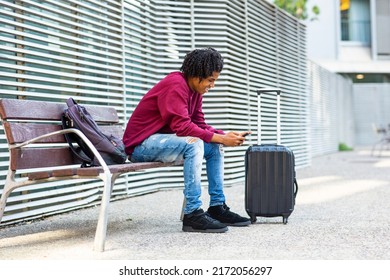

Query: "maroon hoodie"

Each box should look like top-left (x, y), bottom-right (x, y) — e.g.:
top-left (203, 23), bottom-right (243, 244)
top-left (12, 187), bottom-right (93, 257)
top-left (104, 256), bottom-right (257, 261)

top-left (123, 72), bottom-right (224, 156)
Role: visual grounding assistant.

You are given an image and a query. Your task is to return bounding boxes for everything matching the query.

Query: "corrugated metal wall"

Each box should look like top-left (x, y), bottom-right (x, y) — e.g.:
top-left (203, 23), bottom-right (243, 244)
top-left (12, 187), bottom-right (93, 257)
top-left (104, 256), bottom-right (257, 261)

top-left (308, 61), bottom-right (354, 156)
top-left (0, 0), bottom-right (309, 225)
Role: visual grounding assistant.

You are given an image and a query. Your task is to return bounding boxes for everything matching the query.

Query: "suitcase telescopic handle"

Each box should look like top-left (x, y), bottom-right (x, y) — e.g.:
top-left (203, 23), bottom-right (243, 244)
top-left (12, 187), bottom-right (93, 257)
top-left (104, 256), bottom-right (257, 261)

top-left (256, 88), bottom-right (281, 145)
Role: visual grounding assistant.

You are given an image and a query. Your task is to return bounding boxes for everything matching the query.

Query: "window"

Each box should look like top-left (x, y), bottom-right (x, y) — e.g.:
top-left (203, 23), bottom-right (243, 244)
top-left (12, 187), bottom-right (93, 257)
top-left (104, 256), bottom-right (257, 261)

top-left (340, 0), bottom-right (371, 44)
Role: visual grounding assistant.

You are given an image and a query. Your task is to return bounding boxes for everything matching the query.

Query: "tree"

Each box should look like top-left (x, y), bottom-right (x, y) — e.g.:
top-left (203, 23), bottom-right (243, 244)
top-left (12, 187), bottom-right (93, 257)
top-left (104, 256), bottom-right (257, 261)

top-left (273, 0), bottom-right (320, 21)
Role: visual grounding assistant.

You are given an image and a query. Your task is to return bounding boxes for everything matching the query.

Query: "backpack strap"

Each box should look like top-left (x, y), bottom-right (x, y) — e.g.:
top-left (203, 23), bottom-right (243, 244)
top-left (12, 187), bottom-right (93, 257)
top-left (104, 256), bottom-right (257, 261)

top-left (61, 114), bottom-right (94, 167)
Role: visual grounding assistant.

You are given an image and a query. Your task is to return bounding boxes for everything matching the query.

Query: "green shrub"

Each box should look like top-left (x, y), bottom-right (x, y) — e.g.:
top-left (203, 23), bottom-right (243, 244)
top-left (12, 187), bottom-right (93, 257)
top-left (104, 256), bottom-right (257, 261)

top-left (339, 143), bottom-right (353, 151)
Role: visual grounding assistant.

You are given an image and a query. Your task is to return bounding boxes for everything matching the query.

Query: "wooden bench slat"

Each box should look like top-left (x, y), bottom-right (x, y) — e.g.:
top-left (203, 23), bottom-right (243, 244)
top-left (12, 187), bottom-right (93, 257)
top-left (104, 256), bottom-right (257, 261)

top-left (0, 99), bottom-right (119, 123)
top-left (0, 99), bottom-right (66, 121)
top-left (10, 147), bottom-right (77, 170)
top-left (52, 168), bottom-right (77, 178)
top-left (4, 123), bottom-right (124, 144)
top-left (76, 161), bottom-right (179, 176)
top-left (83, 106), bottom-right (120, 123)
top-left (27, 162), bottom-right (182, 180)
top-left (27, 171), bottom-right (54, 181)
top-left (4, 123), bottom-right (66, 144)
top-left (28, 168), bottom-right (77, 180)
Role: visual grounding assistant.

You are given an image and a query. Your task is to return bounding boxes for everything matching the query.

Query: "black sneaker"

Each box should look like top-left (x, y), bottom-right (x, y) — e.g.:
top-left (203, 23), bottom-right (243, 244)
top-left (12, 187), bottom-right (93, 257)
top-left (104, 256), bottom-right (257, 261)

top-left (182, 209), bottom-right (228, 233)
top-left (207, 203), bottom-right (251, 226)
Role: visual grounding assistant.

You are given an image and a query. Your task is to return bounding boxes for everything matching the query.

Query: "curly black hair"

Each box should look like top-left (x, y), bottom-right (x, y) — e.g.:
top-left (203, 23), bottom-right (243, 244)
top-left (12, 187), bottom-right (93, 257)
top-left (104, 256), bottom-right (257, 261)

top-left (180, 47), bottom-right (224, 80)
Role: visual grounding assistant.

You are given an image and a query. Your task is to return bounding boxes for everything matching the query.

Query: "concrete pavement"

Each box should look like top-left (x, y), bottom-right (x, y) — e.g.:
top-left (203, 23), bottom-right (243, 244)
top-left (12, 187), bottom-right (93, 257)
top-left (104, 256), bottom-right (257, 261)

top-left (0, 147), bottom-right (389, 260)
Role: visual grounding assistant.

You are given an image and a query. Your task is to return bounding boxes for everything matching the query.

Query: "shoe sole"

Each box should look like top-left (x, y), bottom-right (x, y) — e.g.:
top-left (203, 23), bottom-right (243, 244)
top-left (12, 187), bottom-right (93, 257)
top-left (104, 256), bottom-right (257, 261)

top-left (223, 220), bottom-right (251, 227)
top-left (182, 225), bottom-right (228, 233)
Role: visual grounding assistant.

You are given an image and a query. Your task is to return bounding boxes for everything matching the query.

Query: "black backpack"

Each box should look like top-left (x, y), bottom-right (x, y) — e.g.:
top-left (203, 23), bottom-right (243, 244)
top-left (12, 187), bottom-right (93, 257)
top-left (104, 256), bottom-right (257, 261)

top-left (61, 98), bottom-right (127, 167)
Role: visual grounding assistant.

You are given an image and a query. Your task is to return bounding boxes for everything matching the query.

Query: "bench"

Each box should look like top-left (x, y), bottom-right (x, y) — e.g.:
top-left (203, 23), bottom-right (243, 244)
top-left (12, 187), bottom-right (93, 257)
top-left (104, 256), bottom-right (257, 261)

top-left (0, 98), bottom-right (183, 252)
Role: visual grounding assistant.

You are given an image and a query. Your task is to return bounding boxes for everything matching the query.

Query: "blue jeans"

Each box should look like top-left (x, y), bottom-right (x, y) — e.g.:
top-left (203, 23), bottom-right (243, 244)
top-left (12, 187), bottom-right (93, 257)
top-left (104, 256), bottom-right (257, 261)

top-left (130, 133), bottom-right (225, 214)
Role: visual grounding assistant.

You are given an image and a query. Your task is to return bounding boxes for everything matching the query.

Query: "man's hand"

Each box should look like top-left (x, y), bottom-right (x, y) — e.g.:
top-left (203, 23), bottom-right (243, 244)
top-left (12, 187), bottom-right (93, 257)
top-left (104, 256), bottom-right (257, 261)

top-left (211, 131), bottom-right (251, 147)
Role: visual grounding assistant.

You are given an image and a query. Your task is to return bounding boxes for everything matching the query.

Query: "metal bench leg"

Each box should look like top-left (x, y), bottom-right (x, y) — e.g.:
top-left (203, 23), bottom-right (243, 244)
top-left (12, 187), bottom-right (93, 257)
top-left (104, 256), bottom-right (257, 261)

top-left (0, 189), bottom-right (11, 222)
top-left (94, 172), bottom-right (114, 252)
top-left (0, 170), bottom-right (26, 222)
top-left (180, 197), bottom-right (186, 221)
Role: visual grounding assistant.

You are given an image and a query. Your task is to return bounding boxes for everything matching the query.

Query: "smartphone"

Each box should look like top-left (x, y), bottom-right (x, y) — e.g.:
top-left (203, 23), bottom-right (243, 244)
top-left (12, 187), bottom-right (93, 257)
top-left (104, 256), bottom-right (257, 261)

top-left (242, 132), bottom-right (250, 137)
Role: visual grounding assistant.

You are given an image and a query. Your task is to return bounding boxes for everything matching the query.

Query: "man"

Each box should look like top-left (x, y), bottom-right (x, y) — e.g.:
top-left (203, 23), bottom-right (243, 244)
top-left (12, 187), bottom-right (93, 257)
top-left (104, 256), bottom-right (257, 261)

top-left (123, 47), bottom-right (251, 233)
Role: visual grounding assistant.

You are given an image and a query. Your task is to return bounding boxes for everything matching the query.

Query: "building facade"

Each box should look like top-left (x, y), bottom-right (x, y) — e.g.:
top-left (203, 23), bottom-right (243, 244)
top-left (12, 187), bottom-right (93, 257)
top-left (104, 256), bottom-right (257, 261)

top-left (307, 0), bottom-right (390, 145)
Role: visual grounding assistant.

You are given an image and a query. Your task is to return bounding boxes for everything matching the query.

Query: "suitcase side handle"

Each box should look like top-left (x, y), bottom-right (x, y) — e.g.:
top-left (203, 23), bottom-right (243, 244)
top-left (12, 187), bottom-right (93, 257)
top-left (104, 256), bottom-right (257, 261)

top-left (294, 178), bottom-right (298, 198)
top-left (256, 88), bottom-right (282, 145)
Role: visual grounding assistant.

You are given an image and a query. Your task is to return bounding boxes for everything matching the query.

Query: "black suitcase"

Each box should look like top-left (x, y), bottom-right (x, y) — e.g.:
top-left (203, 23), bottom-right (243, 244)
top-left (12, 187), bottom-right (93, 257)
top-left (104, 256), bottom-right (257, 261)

top-left (245, 88), bottom-right (298, 224)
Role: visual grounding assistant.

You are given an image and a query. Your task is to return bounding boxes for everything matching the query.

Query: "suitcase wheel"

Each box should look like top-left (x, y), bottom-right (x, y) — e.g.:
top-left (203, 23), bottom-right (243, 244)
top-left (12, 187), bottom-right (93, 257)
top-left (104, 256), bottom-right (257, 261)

top-left (250, 215), bottom-right (257, 224)
top-left (283, 217), bottom-right (288, 224)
